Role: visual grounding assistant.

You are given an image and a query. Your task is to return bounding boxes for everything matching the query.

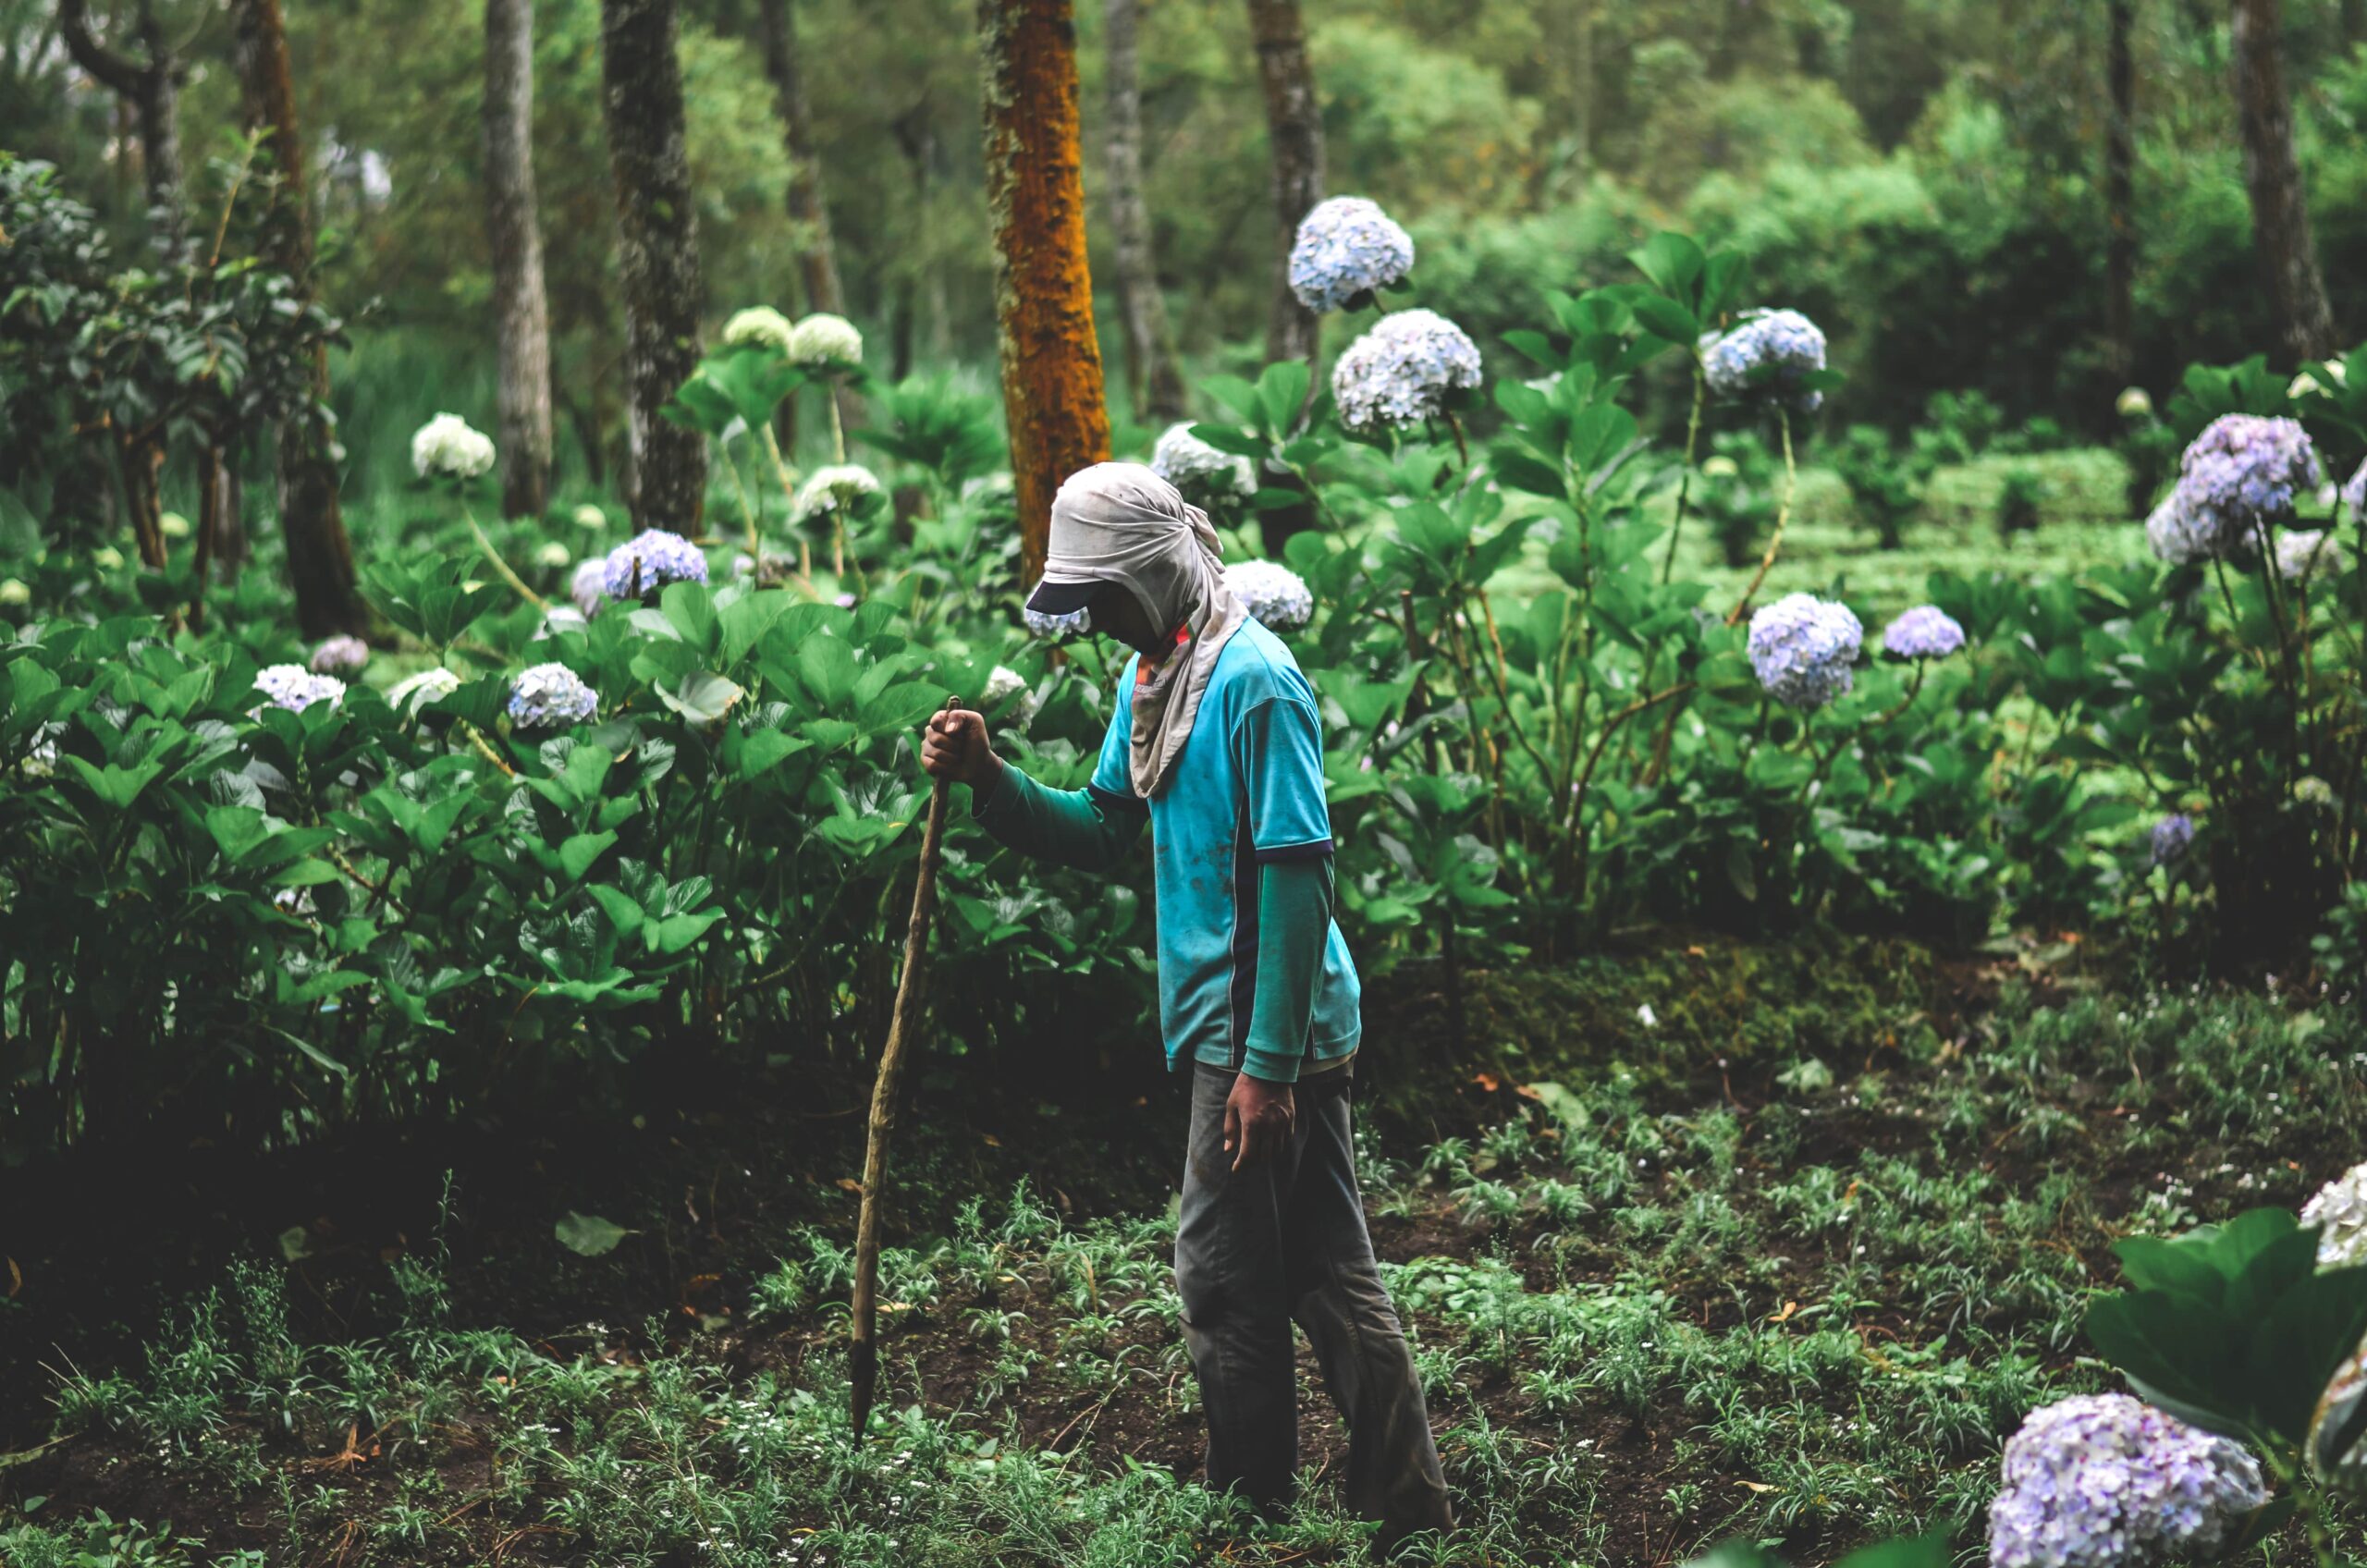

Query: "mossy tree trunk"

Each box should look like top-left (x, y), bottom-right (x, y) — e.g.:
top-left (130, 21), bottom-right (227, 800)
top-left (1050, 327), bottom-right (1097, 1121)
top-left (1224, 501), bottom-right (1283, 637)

top-left (1245, 0), bottom-right (1324, 365)
top-left (59, 0), bottom-right (187, 262)
top-left (1102, 0), bottom-right (1185, 422)
top-left (599, 0), bottom-right (709, 532)
top-left (232, 0), bottom-right (369, 640)
top-left (484, 0), bottom-right (554, 519)
top-left (2230, 0), bottom-right (2336, 362)
top-left (978, 0), bottom-right (1111, 587)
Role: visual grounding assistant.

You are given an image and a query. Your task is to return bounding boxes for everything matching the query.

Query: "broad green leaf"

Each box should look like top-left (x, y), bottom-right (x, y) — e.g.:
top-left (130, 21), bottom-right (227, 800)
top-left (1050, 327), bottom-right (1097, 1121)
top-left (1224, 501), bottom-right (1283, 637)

top-left (555, 1211), bottom-right (633, 1257)
top-left (558, 831), bottom-right (618, 883)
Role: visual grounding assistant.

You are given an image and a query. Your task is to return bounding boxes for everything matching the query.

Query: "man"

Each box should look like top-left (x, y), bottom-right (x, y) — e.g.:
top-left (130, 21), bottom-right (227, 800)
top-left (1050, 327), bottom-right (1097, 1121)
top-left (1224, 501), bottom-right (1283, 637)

top-left (920, 462), bottom-right (1453, 1552)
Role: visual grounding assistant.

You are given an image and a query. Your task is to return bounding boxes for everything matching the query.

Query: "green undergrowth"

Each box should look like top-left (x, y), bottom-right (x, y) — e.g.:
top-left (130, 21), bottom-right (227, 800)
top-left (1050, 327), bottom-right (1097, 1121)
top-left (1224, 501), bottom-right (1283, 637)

top-left (6, 975), bottom-right (2363, 1566)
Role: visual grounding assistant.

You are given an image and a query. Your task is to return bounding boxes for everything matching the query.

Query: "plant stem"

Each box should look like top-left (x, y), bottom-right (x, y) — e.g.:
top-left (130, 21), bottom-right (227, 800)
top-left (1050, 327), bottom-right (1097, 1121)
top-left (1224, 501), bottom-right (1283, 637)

top-left (462, 503), bottom-right (547, 611)
top-left (1727, 407), bottom-right (1794, 626)
top-left (1661, 360), bottom-right (1705, 583)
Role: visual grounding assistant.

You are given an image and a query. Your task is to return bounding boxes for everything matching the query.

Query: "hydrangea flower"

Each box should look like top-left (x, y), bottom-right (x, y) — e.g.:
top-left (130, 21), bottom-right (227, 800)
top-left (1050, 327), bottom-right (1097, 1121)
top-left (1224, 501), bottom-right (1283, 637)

top-left (1746, 593), bottom-right (1862, 709)
top-left (2116, 387), bottom-right (2154, 419)
top-left (2275, 529), bottom-right (2347, 581)
top-left (2298, 776), bottom-right (2336, 808)
top-left (1987, 1393), bottom-right (2265, 1568)
top-left (573, 504), bottom-right (607, 531)
top-left (2149, 415), bottom-right (2319, 563)
top-left (1225, 559), bottom-right (1315, 632)
top-left (0, 578), bottom-right (28, 606)
top-left (1150, 423), bottom-right (1257, 508)
top-left (386, 666), bottom-right (461, 718)
top-left (159, 511), bottom-right (190, 539)
top-left (309, 635), bottom-right (370, 677)
top-left (603, 529), bottom-right (707, 602)
top-left (1287, 196), bottom-right (1415, 313)
top-left (508, 662), bottom-right (598, 730)
top-left (2151, 814), bottom-right (2195, 867)
top-left (789, 312), bottom-right (863, 368)
top-left (411, 412), bottom-right (497, 481)
top-left (1881, 605), bottom-right (1965, 661)
top-left (570, 558), bottom-right (608, 619)
top-left (2305, 1163), bottom-right (2367, 1269)
top-left (1701, 455), bottom-right (1741, 480)
top-left (794, 464), bottom-right (882, 522)
top-left (1702, 310), bottom-right (1827, 412)
top-left (1331, 309), bottom-right (1483, 435)
top-left (721, 306), bottom-right (796, 353)
top-left (253, 664), bottom-right (347, 714)
top-left (533, 541), bottom-right (572, 570)
top-left (1024, 605), bottom-right (1091, 638)
top-left (981, 665), bottom-right (1036, 729)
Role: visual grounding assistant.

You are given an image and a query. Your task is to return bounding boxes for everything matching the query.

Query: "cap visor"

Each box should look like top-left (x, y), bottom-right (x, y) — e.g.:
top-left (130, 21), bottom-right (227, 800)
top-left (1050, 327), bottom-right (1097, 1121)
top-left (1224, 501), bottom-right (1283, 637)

top-left (1024, 578), bottom-right (1098, 616)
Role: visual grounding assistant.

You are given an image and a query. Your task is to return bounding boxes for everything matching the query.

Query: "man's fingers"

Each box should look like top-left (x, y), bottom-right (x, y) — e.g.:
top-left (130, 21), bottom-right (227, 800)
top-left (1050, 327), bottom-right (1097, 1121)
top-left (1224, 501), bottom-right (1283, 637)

top-left (1222, 1098), bottom-right (1241, 1162)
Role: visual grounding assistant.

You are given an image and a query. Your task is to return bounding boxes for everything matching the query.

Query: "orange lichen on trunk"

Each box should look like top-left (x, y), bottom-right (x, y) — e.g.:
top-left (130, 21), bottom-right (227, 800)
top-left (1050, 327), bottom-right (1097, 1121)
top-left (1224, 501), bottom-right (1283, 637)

top-left (978, 0), bottom-right (1111, 588)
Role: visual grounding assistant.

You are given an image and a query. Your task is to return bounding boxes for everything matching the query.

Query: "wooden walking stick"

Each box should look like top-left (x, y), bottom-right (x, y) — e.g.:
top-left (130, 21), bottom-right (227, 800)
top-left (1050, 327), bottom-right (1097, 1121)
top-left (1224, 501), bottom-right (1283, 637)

top-left (849, 695), bottom-right (958, 1439)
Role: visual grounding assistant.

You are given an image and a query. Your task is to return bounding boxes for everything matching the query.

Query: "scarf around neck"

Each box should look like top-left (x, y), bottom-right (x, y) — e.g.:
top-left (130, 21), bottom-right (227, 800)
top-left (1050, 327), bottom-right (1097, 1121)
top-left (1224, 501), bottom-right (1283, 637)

top-left (1038, 462), bottom-right (1248, 797)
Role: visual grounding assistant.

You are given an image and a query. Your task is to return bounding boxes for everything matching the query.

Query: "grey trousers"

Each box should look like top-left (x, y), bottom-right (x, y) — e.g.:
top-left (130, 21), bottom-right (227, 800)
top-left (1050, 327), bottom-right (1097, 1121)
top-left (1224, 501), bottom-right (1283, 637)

top-left (1175, 1062), bottom-right (1453, 1550)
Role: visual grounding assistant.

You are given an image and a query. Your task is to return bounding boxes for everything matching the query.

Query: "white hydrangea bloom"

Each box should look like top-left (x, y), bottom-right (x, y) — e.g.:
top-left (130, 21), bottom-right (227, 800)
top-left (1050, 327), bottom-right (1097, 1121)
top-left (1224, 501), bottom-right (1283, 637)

top-left (981, 665), bottom-right (1036, 729)
top-left (789, 312), bottom-right (863, 368)
top-left (2275, 529), bottom-right (2348, 581)
top-left (2307, 1163), bottom-right (2367, 1268)
top-left (411, 412), bottom-right (497, 481)
top-left (795, 464), bottom-right (882, 521)
top-left (533, 540), bottom-right (573, 569)
top-left (1150, 423), bottom-right (1257, 508)
top-left (1224, 559), bottom-right (1315, 632)
top-left (572, 504), bottom-right (607, 531)
top-left (722, 306), bottom-right (796, 353)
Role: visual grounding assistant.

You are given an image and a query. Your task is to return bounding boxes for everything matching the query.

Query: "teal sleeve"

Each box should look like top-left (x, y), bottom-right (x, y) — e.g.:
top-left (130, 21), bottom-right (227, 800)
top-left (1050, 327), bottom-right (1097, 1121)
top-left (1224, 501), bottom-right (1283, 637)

top-left (971, 763), bottom-right (1147, 873)
top-left (1240, 856), bottom-right (1334, 1084)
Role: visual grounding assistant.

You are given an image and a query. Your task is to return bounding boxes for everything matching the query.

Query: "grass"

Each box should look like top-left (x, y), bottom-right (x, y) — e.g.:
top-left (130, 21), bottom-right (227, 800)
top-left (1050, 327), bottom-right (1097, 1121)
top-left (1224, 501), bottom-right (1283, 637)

top-left (6, 969), bottom-right (2361, 1566)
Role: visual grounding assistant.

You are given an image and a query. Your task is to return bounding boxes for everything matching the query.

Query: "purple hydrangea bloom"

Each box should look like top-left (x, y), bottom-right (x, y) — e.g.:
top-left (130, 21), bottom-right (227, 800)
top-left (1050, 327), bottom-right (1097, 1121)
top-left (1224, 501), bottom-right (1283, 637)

top-left (602, 529), bottom-right (708, 602)
top-left (2150, 415), bottom-right (2319, 564)
top-left (1881, 605), bottom-right (1966, 660)
top-left (2151, 814), bottom-right (2195, 867)
top-left (1287, 196), bottom-right (1416, 314)
top-left (507, 662), bottom-right (598, 730)
top-left (1988, 1393), bottom-right (2264, 1568)
top-left (1702, 309), bottom-right (1827, 412)
top-left (1331, 309), bottom-right (1483, 435)
top-left (1747, 593), bottom-right (1862, 709)
top-left (309, 635), bottom-right (370, 676)
top-left (253, 664), bottom-right (347, 713)
top-left (571, 558), bottom-right (608, 619)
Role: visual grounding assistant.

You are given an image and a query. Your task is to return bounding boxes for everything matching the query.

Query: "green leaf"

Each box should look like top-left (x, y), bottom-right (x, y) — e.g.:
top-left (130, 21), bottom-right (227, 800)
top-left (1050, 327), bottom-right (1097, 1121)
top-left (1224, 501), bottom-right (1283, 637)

top-left (555, 1211), bottom-right (633, 1257)
top-left (656, 671), bottom-right (745, 726)
top-left (558, 831), bottom-right (617, 883)
top-left (735, 727), bottom-right (807, 779)
top-left (661, 582), bottom-right (722, 656)
top-left (1630, 294), bottom-right (1699, 344)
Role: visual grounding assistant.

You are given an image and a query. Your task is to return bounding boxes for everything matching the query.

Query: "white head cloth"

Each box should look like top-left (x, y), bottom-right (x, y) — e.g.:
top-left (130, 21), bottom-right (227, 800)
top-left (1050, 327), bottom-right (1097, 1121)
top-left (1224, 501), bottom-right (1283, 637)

top-left (1040, 461), bottom-right (1248, 797)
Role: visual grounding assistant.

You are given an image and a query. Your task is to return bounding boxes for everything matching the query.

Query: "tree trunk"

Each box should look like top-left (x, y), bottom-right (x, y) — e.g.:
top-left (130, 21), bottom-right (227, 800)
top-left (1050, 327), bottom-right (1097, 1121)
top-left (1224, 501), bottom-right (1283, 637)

top-left (978, 0), bottom-right (1111, 587)
top-left (1102, 0), bottom-right (1186, 421)
top-left (889, 104), bottom-right (937, 386)
top-left (232, 0), bottom-right (368, 639)
top-left (59, 0), bottom-right (187, 260)
top-left (1245, 0), bottom-right (1325, 365)
top-left (484, 0), bottom-right (554, 519)
top-left (599, 0), bottom-right (708, 531)
top-left (756, 0), bottom-right (845, 317)
top-left (2230, 0), bottom-right (2337, 362)
top-left (2104, 0), bottom-right (2137, 380)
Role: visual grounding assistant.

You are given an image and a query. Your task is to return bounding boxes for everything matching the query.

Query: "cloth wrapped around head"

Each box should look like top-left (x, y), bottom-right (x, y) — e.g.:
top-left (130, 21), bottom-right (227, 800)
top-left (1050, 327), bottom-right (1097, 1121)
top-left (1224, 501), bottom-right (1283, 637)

top-left (1024, 461), bottom-right (1247, 797)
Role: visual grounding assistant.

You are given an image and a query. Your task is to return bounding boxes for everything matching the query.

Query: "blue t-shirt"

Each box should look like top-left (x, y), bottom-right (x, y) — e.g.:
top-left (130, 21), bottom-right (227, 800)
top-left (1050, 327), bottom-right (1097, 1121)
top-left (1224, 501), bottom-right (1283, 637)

top-left (1089, 619), bottom-right (1362, 1075)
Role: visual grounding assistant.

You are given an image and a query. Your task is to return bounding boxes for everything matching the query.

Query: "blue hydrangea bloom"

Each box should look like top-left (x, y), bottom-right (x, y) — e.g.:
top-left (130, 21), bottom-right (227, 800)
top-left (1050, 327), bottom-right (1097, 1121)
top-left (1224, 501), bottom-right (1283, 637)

top-left (508, 662), bottom-right (598, 730)
top-left (1881, 605), bottom-right (1966, 660)
top-left (571, 558), bottom-right (608, 619)
top-left (2151, 813), bottom-right (2195, 867)
top-left (1747, 593), bottom-right (1862, 709)
top-left (2149, 414), bottom-right (2319, 563)
top-left (1987, 1393), bottom-right (2263, 1568)
top-left (1287, 196), bottom-right (1415, 314)
top-left (1331, 309), bottom-right (1483, 435)
top-left (602, 529), bottom-right (708, 602)
top-left (1702, 309), bottom-right (1827, 412)
top-left (1224, 559), bottom-right (1315, 632)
